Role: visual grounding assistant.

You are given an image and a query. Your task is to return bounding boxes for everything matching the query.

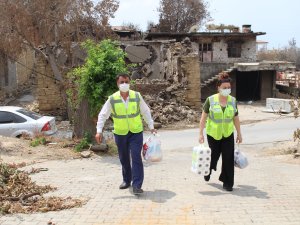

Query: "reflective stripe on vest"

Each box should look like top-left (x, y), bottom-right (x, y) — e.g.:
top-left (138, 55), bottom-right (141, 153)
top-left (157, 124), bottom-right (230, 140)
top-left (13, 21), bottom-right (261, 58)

top-left (208, 95), bottom-right (237, 123)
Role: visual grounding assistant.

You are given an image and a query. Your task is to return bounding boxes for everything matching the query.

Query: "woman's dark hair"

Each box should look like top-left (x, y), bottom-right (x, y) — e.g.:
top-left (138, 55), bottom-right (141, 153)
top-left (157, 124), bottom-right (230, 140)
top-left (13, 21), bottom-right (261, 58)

top-left (216, 73), bottom-right (232, 87)
top-left (116, 73), bottom-right (130, 82)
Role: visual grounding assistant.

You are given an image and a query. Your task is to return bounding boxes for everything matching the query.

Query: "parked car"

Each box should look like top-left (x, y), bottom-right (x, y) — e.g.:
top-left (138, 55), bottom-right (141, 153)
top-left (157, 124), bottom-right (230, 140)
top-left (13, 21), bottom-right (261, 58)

top-left (0, 106), bottom-right (57, 138)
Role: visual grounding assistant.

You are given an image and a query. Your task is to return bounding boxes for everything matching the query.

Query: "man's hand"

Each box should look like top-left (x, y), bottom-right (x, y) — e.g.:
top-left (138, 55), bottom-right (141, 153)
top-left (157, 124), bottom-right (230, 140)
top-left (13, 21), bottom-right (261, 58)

top-left (95, 133), bottom-right (103, 144)
top-left (150, 129), bottom-right (157, 134)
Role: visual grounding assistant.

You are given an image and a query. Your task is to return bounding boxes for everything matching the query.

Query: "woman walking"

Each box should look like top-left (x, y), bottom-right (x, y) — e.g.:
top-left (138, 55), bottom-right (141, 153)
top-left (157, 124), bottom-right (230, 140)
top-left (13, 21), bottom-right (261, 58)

top-left (199, 73), bottom-right (242, 191)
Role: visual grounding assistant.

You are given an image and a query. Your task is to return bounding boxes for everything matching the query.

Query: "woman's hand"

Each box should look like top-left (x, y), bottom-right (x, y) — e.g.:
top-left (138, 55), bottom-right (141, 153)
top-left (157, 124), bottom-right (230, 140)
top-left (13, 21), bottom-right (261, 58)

top-left (199, 134), bottom-right (204, 143)
top-left (236, 134), bottom-right (242, 143)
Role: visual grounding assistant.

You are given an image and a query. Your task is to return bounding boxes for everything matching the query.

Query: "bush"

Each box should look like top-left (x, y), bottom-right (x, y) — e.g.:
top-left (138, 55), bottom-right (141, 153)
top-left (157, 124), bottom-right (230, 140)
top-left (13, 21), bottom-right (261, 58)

top-left (68, 39), bottom-right (129, 117)
top-left (30, 137), bottom-right (47, 147)
top-left (74, 132), bottom-right (93, 152)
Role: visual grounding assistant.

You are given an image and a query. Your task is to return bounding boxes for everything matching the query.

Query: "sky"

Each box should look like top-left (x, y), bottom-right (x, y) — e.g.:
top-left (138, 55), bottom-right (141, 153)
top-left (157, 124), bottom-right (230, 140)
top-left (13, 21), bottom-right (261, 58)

top-left (108, 0), bottom-right (300, 49)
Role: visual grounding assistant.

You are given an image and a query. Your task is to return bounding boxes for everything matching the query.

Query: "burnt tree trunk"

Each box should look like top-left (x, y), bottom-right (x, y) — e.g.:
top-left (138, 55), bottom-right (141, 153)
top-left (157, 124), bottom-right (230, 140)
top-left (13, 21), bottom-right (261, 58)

top-left (73, 99), bottom-right (96, 138)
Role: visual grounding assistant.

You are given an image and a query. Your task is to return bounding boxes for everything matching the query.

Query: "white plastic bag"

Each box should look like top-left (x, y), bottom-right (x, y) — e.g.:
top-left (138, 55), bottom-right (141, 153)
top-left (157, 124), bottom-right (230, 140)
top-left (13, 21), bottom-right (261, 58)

top-left (142, 134), bottom-right (162, 162)
top-left (234, 147), bottom-right (248, 169)
top-left (191, 144), bottom-right (211, 175)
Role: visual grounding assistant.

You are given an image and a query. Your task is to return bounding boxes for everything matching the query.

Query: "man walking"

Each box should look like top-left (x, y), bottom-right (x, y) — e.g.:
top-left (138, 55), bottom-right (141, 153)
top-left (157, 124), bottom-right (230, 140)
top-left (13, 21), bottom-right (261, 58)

top-left (95, 73), bottom-right (155, 195)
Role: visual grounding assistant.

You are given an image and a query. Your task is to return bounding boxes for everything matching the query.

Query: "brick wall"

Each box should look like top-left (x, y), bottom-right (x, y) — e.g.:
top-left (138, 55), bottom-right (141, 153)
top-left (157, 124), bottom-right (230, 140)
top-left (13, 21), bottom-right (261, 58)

top-left (179, 56), bottom-right (201, 110)
top-left (36, 57), bottom-right (65, 112)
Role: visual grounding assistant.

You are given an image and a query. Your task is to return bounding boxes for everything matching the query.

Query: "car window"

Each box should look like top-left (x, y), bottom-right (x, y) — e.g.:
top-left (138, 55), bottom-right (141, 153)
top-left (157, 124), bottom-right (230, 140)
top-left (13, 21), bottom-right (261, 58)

top-left (16, 109), bottom-right (42, 120)
top-left (13, 113), bottom-right (27, 123)
top-left (0, 111), bottom-right (26, 123)
top-left (0, 111), bottom-right (14, 123)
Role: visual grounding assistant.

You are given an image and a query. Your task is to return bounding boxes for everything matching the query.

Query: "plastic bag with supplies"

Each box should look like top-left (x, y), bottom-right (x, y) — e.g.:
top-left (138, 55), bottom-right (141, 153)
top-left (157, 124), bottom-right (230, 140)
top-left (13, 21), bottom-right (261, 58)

top-left (191, 144), bottom-right (211, 176)
top-left (234, 147), bottom-right (248, 169)
top-left (142, 134), bottom-right (162, 162)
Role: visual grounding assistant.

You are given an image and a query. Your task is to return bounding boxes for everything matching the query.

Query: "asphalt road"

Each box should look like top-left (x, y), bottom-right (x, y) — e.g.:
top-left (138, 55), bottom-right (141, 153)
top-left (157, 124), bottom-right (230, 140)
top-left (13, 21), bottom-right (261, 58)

top-left (148, 117), bottom-right (299, 151)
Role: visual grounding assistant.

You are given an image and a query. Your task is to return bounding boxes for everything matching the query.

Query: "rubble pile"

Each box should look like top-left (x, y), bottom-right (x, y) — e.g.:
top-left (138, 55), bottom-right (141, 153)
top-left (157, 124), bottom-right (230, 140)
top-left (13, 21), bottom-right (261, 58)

top-left (136, 80), bottom-right (200, 125)
top-left (0, 161), bottom-right (86, 215)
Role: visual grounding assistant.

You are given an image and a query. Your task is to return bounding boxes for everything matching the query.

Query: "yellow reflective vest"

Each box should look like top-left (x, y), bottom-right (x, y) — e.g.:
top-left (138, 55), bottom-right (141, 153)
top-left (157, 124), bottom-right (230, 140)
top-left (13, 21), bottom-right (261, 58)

top-left (109, 90), bottom-right (143, 135)
top-left (206, 94), bottom-right (237, 140)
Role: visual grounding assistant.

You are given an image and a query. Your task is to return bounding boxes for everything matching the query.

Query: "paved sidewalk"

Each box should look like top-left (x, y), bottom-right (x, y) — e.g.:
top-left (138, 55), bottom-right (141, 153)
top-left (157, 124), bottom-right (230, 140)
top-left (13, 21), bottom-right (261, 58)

top-left (1, 139), bottom-right (299, 225)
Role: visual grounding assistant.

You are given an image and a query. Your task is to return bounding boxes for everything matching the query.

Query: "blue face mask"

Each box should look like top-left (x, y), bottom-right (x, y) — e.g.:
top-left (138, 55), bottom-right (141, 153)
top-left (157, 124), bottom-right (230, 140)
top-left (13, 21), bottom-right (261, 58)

top-left (219, 88), bottom-right (231, 97)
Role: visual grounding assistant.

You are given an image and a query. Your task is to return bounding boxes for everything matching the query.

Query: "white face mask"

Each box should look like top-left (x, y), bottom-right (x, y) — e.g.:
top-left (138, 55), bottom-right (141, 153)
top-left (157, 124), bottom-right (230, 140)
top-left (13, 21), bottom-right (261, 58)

top-left (219, 88), bottom-right (231, 97)
top-left (119, 83), bottom-right (130, 92)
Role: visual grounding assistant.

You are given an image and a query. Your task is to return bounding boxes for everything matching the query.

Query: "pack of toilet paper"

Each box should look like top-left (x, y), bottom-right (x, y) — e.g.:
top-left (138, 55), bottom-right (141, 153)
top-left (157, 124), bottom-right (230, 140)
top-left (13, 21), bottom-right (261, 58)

top-left (191, 145), bottom-right (211, 175)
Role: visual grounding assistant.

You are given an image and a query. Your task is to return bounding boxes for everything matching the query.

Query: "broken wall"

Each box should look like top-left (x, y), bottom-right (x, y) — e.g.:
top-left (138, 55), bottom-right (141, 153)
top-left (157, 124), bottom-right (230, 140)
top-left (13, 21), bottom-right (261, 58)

top-left (36, 57), bottom-right (65, 113)
top-left (179, 56), bottom-right (201, 110)
top-left (128, 38), bottom-right (202, 110)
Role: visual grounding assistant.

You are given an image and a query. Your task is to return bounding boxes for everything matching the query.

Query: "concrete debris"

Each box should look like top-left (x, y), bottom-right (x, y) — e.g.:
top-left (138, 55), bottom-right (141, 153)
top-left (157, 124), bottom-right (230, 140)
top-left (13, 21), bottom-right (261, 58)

top-left (80, 150), bottom-right (92, 158)
top-left (139, 82), bottom-right (200, 125)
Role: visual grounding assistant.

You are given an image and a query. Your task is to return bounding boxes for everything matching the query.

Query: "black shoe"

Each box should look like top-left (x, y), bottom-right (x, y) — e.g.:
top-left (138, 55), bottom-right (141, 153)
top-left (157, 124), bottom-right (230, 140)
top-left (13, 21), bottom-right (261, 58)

top-left (223, 184), bottom-right (233, 192)
top-left (119, 182), bottom-right (130, 189)
top-left (132, 187), bottom-right (144, 195)
top-left (204, 174), bottom-right (210, 182)
top-left (204, 170), bottom-right (211, 182)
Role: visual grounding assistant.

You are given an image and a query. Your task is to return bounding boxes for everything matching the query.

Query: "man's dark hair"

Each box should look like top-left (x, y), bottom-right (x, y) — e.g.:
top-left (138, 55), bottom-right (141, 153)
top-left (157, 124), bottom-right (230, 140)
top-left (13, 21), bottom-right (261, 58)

top-left (116, 73), bottom-right (130, 82)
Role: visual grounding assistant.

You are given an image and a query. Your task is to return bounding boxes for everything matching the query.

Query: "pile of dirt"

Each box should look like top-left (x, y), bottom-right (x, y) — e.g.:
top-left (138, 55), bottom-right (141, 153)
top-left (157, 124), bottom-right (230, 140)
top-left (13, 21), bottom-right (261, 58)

top-left (135, 80), bottom-right (200, 126)
top-left (0, 161), bottom-right (86, 215)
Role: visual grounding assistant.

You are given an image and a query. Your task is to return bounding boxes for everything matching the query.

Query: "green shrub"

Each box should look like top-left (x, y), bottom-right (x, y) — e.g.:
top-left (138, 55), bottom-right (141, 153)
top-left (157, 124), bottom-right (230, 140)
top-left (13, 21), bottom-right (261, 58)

top-left (68, 39), bottom-right (130, 117)
top-left (30, 137), bottom-right (46, 147)
top-left (74, 132), bottom-right (93, 152)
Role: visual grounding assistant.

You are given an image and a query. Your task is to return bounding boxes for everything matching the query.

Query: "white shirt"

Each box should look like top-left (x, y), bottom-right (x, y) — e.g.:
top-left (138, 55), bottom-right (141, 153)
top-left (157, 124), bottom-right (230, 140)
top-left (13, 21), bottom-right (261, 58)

top-left (96, 92), bottom-right (154, 133)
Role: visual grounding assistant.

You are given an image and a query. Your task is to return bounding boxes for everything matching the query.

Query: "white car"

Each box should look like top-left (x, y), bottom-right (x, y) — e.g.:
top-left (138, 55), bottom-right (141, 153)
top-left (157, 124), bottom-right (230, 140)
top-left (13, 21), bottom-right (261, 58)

top-left (0, 106), bottom-right (57, 138)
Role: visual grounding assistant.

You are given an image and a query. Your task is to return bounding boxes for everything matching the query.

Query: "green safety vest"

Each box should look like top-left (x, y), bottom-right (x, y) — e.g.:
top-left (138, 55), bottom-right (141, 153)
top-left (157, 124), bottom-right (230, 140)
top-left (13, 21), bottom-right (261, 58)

top-left (109, 90), bottom-right (143, 135)
top-left (206, 94), bottom-right (237, 140)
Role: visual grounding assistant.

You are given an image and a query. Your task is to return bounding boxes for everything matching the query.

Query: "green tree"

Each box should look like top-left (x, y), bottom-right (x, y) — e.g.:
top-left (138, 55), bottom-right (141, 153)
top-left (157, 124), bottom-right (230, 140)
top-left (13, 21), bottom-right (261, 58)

top-left (68, 39), bottom-right (128, 117)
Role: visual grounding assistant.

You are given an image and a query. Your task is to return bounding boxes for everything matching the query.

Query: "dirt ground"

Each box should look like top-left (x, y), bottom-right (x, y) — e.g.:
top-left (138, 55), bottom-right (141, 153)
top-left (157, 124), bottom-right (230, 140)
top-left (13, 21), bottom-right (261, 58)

top-left (0, 136), bottom-right (80, 165)
top-left (258, 140), bottom-right (300, 165)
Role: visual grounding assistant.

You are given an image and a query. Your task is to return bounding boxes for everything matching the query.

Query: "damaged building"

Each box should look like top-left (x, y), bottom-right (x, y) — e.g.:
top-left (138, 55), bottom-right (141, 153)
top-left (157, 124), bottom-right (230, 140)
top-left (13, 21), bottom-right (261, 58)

top-left (1, 24), bottom-right (296, 123)
top-left (119, 25), bottom-right (295, 109)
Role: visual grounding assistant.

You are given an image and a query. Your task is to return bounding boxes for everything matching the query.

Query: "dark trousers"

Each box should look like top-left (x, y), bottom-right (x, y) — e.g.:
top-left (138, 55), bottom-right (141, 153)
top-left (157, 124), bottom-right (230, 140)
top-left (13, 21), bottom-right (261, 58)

top-left (114, 131), bottom-right (144, 188)
top-left (207, 133), bottom-right (235, 187)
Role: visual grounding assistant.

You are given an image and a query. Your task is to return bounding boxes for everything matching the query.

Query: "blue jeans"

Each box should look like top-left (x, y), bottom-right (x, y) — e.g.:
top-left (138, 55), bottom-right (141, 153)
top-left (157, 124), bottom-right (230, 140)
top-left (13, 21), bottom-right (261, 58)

top-left (114, 131), bottom-right (144, 188)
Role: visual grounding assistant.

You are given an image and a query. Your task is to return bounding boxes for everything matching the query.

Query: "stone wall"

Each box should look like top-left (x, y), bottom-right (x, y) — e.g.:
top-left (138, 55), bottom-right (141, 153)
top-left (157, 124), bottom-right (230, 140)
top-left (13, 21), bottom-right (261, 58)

top-left (179, 56), bottom-right (201, 110)
top-left (0, 49), bottom-right (36, 104)
top-left (200, 62), bottom-right (234, 82)
top-left (130, 39), bottom-right (201, 110)
top-left (36, 57), bottom-right (65, 113)
top-left (241, 40), bottom-right (257, 62)
top-left (212, 38), bottom-right (257, 63)
top-left (16, 49), bottom-right (35, 86)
